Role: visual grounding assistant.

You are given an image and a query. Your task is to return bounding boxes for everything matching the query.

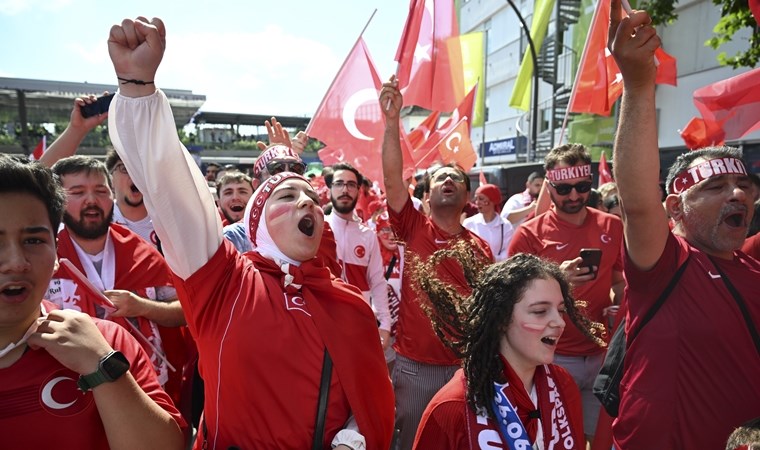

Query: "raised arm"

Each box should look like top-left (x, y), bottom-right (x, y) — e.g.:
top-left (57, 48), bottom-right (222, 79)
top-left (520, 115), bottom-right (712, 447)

top-left (609, 0), bottom-right (670, 270)
top-left (380, 76), bottom-right (409, 214)
top-left (39, 95), bottom-right (109, 168)
top-left (106, 17), bottom-right (221, 279)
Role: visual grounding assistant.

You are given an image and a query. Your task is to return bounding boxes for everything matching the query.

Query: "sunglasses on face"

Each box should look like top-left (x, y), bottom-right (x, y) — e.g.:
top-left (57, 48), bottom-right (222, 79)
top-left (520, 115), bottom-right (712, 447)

top-left (548, 180), bottom-right (593, 195)
top-left (267, 160), bottom-right (306, 176)
top-left (432, 171), bottom-right (466, 183)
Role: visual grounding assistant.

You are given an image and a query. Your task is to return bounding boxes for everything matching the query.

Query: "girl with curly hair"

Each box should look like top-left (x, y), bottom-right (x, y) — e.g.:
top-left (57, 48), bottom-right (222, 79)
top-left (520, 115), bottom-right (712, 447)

top-left (411, 245), bottom-right (604, 450)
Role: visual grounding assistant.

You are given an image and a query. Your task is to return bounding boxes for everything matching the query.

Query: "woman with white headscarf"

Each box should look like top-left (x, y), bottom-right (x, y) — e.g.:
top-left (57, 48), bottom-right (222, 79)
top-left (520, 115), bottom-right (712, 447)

top-left (107, 17), bottom-right (393, 450)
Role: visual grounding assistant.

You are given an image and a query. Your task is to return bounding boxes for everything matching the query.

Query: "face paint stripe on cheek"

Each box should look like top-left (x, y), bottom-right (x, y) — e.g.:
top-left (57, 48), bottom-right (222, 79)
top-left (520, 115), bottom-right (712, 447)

top-left (267, 203), bottom-right (293, 222)
top-left (521, 322), bottom-right (547, 332)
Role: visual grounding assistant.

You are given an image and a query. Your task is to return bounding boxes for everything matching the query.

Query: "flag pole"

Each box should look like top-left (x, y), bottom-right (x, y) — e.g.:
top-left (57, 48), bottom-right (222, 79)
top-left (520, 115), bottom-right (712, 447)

top-left (306, 9), bottom-right (378, 134)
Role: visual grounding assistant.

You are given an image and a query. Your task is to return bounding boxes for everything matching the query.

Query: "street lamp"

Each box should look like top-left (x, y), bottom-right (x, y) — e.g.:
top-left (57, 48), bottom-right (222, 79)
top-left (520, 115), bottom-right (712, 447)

top-left (505, 0), bottom-right (540, 161)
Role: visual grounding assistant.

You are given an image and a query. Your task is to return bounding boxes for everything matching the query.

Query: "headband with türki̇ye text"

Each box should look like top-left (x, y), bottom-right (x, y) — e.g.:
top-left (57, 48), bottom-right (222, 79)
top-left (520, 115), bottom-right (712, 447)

top-left (546, 164), bottom-right (592, 182)
top-left (669, 157), bottom-right (747, 194)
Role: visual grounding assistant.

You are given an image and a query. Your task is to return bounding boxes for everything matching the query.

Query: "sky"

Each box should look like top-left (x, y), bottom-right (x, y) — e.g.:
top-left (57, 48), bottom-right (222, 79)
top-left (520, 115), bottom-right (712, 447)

top-left (0, 0), bottom-right (410, 118)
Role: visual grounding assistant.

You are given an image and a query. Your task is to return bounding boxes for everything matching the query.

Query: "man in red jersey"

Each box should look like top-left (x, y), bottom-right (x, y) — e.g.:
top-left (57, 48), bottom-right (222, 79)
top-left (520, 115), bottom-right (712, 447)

top-left (47, 156), bottom-right (184, 388)
top-left (609, 1), bottom-right (760, 448)
top-left (0, 154), bottom-right (185, 450)
top-left (381, 76), bottom-right (494, 450)
top-left (508, 143), bottom-right (624, 443)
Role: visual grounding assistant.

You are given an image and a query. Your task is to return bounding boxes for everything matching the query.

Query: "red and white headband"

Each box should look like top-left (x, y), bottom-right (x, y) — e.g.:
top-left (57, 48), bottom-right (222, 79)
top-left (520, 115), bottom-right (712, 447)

top-left (546, 164), bottom-right (592, 182)
top-left (669, 157), bottom-right (747, 194)
top-left (253, 145), bottom-right (301, 179)
top-left (246, 172), bottom-right (309, 246)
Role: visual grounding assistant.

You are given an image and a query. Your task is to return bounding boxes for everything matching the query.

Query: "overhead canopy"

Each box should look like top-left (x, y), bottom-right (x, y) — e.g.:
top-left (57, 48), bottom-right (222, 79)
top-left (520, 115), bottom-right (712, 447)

top-left (193, 111), bottom-right (310, 129)
top-left (0, 77), bottom-right (206, 127)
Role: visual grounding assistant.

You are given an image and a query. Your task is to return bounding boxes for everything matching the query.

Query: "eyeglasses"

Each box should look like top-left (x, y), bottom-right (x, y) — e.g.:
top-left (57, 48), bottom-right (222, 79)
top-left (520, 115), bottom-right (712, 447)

top-left (267, 160), bottom-right (306, 176)
top-left (432, 170), bottom-right (466, 183)
top-left (111, 163), bottom-right (128, 175)
top-left (332, 180), bottom-right (359, 190)
top-left (548, 180), bottom-right (593, 195)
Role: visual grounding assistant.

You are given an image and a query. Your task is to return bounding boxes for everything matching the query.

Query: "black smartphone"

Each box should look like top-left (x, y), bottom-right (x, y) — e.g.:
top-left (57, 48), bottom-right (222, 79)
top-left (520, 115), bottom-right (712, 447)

top-left (579, 248), bottom-right (602, 279)
top-left (80, 93), bottom-right (114, 118)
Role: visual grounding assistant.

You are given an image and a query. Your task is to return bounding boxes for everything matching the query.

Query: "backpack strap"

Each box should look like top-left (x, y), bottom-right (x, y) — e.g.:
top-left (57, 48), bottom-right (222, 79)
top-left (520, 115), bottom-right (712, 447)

top-left (627, 254), bottom-right (690, 347)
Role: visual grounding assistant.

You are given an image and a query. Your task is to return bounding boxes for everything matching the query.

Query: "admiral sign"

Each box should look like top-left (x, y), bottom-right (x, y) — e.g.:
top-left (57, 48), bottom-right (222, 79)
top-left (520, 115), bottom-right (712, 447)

top-left (481, 136), bottom-right (527, 163)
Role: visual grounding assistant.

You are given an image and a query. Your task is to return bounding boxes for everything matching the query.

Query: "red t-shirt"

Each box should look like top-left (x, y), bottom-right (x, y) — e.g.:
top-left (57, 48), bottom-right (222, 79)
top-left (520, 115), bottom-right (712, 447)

top-left (614, 233), bottom-right (760, 450)
top-left (508, 208), bottom-right (623, 355)
top-left (390, 197), bottom-right (493, 365)
top-left (0, 301), bottom-right (185, 450)
top-left (413, 368), bottom-right (584, 450)
top-left (741, 233), bottom-right (760, 260)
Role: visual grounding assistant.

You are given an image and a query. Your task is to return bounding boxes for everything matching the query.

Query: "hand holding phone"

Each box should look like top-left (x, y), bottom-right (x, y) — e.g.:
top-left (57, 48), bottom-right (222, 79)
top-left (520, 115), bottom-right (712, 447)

top-left (579, 248), bottom-right (602, 280)
top-left (80, 93), bottom-right (115, 118)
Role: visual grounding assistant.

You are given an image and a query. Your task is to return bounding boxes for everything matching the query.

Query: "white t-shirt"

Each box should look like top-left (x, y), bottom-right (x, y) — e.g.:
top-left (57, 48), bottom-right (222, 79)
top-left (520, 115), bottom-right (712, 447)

top-left (463, 213), bottom-right (514, 262)
top-left (113, 203), bottom-right (158, 249)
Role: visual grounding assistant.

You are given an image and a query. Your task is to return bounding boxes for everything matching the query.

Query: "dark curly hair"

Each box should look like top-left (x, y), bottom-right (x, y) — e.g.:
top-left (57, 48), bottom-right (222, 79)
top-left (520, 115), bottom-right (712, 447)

top-left (410, 246), bottom-right (605, 418)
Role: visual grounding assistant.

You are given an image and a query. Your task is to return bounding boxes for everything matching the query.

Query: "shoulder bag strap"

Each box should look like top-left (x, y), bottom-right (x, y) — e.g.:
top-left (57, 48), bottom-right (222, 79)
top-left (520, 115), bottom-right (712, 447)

top-left (627, 255), bottom-right (691, 347)
top-left (707, 256), bottom-right (760, 356)
top-left (384, 255), bottom-right (397, 281)
top-left (312, 348), bottom-right (333, 450)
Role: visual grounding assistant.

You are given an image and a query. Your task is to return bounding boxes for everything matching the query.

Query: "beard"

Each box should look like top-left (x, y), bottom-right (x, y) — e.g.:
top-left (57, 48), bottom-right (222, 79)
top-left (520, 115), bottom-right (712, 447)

top-left (550, 192), bottom-right (587, 215)
top-left (63, 206), bottom-right (113, 240)
top-left (331, 194), bottom-right (358, 215)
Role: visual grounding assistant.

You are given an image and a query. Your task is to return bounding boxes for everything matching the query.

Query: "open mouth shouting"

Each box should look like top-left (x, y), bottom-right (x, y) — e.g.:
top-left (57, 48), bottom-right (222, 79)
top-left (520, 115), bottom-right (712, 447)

top-left (229, 204), bottom-right (245, 213)
top-left (722, 208), bottom-right (747, 229)
top-left (540, 335), bottom-right (560, 347)
top-left (130, 184), bottom-right (141, 194)
top-left (298, 213), bottom-right (316, 237)
top-left (0, 282), bottom-right (29, 304)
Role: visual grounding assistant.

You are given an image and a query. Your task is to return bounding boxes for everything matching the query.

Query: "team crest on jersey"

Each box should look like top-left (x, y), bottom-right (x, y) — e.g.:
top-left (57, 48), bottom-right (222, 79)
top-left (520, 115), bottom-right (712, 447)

top-left (283, 292), bottom-right (311, 316)
top-left (40, 369), bottom-right (92, 416)
top-left (354, 245), bottom-right (366, 258)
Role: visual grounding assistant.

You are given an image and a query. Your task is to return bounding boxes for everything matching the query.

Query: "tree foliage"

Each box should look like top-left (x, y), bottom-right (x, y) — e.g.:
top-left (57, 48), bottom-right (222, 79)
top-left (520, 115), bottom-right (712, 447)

top-left (634, 0), bottom-right (760, 68)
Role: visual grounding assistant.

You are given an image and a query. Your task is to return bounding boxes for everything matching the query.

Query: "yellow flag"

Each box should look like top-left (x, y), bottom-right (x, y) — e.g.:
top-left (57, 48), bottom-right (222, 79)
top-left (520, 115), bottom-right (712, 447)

top-left (508, 0), bottom-right (556, 111)
top-left (447, 32), bottom-right (486, 126)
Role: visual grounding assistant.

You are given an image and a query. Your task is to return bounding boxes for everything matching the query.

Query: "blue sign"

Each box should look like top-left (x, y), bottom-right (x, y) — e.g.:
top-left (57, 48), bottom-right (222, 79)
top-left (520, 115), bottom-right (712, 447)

top-left (481, 136), bottom-right (527, 158)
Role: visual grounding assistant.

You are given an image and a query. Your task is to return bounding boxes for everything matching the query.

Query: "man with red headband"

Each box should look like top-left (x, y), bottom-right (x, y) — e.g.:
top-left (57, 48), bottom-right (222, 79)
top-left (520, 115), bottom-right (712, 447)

top-left (106, 17), bottom-right (393, 450)
top-left (508, 143), bottom-right (624, 443)
top-left (609, 1), bottom-right (760, 448)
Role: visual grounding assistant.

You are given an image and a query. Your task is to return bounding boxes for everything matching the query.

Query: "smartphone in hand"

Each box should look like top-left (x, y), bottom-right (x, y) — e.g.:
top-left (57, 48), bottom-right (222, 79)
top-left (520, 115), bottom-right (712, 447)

top-left (80, 93), bottom-right (115, 118)
top-left (579, 248), bottom-right (602, 280)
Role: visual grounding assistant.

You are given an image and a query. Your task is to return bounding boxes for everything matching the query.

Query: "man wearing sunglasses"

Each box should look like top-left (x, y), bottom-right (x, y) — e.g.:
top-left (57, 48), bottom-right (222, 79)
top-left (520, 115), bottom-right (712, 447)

top-left (508, 143), bottom-right (625, 445)
top-left (381, 76), bottom-right (494, 450)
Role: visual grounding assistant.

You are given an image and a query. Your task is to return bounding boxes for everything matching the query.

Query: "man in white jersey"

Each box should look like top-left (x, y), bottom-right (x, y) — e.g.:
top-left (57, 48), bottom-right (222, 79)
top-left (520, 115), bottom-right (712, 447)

top-left (325, 162), bottom-right (392, 355)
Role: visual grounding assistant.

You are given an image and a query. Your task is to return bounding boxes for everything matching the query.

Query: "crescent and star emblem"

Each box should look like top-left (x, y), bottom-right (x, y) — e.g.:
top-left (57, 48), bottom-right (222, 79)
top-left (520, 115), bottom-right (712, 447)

top-left (41, 376), bottom-right (77, 410)
top-left (342, 88), bottom-right (379, 141)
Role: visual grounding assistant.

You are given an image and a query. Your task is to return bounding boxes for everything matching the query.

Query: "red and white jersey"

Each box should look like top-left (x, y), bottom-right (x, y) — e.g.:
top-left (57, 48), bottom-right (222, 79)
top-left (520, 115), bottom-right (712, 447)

top-left (326, 213), bottom-right (391, 331)
top-left (0, 301), bottom-right (185, 450)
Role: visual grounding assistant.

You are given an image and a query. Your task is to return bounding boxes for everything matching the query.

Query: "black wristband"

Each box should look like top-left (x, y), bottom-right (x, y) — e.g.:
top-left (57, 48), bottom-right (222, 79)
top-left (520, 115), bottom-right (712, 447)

top-left (117, 77), bottom-right (154, 85)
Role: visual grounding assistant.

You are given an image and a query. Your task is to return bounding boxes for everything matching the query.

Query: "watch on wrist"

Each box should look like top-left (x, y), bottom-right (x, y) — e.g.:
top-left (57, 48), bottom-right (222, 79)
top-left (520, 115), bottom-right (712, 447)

top-left (77, 350), bottom-right (130, 392)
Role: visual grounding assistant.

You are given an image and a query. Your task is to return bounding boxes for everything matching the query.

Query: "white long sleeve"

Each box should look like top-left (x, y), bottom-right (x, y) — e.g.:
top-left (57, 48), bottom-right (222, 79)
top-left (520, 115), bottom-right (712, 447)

top-left (108, 90), bottom-right (222, 279)
top-left (366, 237), bottom-right (391, 331)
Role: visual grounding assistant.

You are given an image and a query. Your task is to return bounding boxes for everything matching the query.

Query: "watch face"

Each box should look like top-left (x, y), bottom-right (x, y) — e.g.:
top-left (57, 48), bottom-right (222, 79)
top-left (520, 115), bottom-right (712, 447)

top-left (102, 351), bottom-right (130, 381)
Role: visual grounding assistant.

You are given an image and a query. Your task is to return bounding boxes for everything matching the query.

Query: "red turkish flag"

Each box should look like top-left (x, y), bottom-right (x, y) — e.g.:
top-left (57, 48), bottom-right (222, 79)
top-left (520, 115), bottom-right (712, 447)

top-left (31, 136), bottom-right (46, 160)
top-left (598, 151), bottom-right (613, 187)
top-left (751, 0), bottom-right (760, 24)
top-left (407, 110), bottom-right (441, 149)
top-left (395, 0), bottom-right (462, 112)
top-left (308, 38), bottom-right (386, 185)
top-left (568, 0), bottom-right (677, 116)
top-left (416, 116), bottom-right (477, 172)
top-left (679, 68), bottom-right (760, 149)
top-left (438, 83), bottom-right (477, 133)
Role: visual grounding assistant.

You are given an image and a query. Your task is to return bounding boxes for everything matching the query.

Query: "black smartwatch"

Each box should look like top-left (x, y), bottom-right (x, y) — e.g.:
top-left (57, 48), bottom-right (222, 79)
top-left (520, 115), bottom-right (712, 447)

top-left (77, 350), bottom-right (130, 392)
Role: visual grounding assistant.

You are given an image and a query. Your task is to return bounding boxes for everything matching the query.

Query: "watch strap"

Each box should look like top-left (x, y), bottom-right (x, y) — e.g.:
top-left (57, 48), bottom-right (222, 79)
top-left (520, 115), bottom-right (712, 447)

top-left (77, 350), bottom-right (128, 392)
